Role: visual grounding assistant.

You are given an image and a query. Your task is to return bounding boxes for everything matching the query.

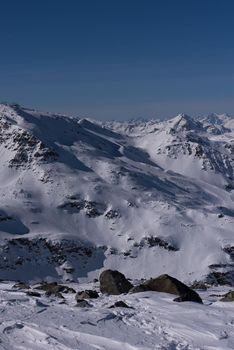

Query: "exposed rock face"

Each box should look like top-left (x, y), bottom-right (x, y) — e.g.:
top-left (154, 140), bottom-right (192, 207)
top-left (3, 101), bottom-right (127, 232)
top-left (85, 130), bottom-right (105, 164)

top-left (139, 236), bottom-right (178, 251)
top-left (220, 291), bottom-right (234, 302)
top-left (8, 130), bottom-right (58, 168)
top-left (206, 271), bottom-right (234, 286)
top-left (58, 199), bottom-right (106, 217)
top-left (99, 269), bottom-right (133, 295)
top-left (223, 246), bottom-right (234, 260)
top-left (105, 209), bottom-right (121, 219)
top-left (76, 290), bottom-right (99, 301)
top-left (144, 274), bottom-right (202, 303)
top-left (0, 238), bottom-right (106, 283)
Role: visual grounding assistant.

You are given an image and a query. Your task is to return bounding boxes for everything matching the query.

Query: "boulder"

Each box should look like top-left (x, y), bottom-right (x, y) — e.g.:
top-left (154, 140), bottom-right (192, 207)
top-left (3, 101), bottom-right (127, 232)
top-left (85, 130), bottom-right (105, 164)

top-left (99, 269), bottom-right (133, 295)
top-left (173, 291), bottom-right (202, 303)
top-left (76, 290), bottom-right (99, 301)
top-left (45, 291), bottom-right (64, 299)
top-left (75, 299), bottom-right (92, 308)
top-left (144, 274), bottom-right (202, 304)
top-left (220, 291), bottom-right (234, 302)
top-left (62, 286), bottom-right (76, 294)
top-left (109, 301), bottom-right (132, 308)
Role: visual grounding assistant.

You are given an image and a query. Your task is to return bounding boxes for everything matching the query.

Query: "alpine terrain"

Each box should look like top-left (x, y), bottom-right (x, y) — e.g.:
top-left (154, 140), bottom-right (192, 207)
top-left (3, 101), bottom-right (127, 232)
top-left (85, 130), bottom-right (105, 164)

top-left (0, 103), bottom-right (234, 349)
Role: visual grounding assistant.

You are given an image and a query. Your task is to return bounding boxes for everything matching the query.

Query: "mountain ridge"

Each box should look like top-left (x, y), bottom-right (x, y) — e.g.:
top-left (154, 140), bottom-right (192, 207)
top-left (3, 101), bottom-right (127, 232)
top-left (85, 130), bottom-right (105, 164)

top-left (0, 103), bottom-right (233, 285)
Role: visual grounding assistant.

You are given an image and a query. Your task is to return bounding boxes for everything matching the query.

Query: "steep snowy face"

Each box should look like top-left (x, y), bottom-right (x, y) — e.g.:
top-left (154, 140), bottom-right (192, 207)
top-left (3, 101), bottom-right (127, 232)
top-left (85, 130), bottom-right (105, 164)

top-left (126, 113), bottom-right (234, 187)
top-left (199, 113), bottom-right (234, 126)
top-left (198, 113), bottom-right (232, 135)
top-left (166, 113), bottom-right (204, 133)
top-left (0, 104), bottom-right (234, 285)
top-left (103, 118), bottom-right (161, 137)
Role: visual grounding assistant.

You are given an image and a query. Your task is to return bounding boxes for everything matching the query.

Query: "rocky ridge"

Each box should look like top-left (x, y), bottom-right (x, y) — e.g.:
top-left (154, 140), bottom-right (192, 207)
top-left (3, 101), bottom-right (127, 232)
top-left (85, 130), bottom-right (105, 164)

top-left (0, 104), bottom-right (233, 286)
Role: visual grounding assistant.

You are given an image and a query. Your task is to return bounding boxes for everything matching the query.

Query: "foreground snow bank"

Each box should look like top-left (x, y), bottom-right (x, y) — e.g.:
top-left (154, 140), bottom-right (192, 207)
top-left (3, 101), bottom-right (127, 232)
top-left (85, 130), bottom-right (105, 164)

top-left (0, 281), bottom-right (233, 349)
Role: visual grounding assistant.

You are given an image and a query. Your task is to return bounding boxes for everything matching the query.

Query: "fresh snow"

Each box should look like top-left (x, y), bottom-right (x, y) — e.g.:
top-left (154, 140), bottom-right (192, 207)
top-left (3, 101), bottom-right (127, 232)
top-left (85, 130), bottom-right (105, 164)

top-left (0, 281), bottom-right (234, 350)
top-left (0, 104), bottom-right (233, 282)
top-left (0, 103), bottom-right (234, 348)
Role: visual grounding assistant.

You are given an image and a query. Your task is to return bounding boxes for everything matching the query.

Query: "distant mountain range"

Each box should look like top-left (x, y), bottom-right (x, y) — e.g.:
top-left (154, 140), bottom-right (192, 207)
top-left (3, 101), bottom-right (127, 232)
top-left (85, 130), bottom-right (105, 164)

top-left (0, 103), bottom-right (233, 285)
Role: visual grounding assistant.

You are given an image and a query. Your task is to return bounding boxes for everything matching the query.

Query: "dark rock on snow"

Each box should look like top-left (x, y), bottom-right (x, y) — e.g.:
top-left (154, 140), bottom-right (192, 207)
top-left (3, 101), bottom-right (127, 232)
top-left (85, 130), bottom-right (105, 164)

top-left (206, 271), bottom-right (234, 286)
top-left (26, 290), bottom-right (41, 297)
top-left (220, 291), bottom-right (234, 302)
top-left (100, 270), bottom-right (202, 303)
top-left (76, 299), bottom-right (92, 308)
top-left (13, 282), bottom-right (30, 290)
top-left (109, 301), bottom-right (133, 308)
top-left (34, 282), bottom-right (75, 295)
top-left (190, 281), bottom-right (208, 290)
top-left (140, 236), bottom-right (178, 251)
top-left (173, 291), bottom-right (201, 303)
top-left (99, 269), bottom-right (133, 295)
top-left (144, 274), bottom-right (202, 304)
top-left (76, 289), bottom-right (99, 301)
top-left (45, 291), bottom-right (65, 299)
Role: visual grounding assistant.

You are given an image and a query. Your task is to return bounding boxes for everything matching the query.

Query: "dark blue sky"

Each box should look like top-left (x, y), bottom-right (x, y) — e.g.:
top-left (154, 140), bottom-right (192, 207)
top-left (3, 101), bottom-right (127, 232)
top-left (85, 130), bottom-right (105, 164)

top-left (1, 0), bottom-right (234, 120)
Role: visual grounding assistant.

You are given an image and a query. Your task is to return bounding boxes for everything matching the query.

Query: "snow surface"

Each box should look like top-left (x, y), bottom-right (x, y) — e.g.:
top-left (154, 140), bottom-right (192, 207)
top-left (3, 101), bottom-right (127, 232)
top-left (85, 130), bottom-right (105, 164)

top-left (0, 104), bottom-right (233, 284)
top-left (0, 281), bottom-right (234, 350)
top-left (0, 104), bottom-right (234, 348)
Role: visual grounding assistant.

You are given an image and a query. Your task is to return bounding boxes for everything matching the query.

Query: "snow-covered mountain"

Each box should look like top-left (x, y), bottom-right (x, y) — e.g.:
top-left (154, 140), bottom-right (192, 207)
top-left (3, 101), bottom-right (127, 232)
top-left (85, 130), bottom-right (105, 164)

top-left (0, 103), bottom-right (234, 286)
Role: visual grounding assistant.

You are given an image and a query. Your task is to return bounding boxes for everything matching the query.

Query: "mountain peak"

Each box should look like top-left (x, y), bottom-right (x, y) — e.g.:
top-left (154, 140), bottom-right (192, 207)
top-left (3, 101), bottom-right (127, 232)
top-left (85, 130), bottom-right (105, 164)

top-left (167, 113), bottom-right (202, 133)
top-left (0, 105), bottom-right (233, 287)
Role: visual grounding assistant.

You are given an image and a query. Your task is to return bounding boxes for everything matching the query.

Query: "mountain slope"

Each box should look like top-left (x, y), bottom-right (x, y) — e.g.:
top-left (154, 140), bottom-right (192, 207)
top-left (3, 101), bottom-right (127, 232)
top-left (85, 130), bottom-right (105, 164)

top-left (0, 104), bottom-right (234, 285)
